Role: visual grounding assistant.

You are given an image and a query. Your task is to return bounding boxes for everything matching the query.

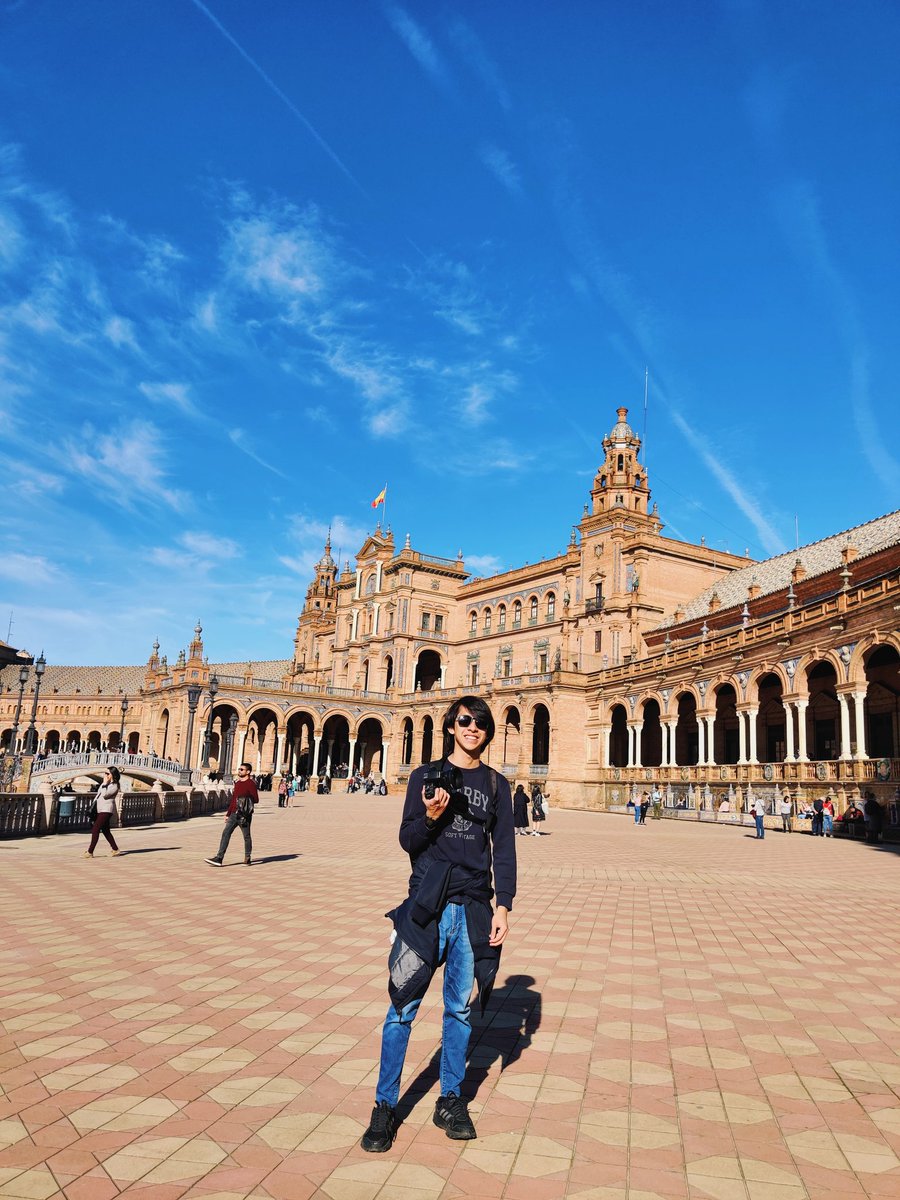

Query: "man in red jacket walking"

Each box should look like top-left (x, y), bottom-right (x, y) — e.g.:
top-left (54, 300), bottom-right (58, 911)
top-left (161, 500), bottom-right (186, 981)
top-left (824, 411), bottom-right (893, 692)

top-left (205, 762), bottom-right (259, 866)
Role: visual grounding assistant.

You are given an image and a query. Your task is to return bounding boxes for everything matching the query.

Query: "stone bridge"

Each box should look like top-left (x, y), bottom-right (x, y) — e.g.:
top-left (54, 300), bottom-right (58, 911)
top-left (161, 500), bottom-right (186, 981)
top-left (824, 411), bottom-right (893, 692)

top-left (30, 750), bottom-right (192, 790)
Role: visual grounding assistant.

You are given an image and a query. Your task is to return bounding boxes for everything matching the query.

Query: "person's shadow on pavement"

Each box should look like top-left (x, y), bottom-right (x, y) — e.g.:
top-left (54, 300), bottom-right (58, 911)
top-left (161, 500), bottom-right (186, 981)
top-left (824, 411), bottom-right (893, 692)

top-left (396, 973), bottom-right (541, 1120)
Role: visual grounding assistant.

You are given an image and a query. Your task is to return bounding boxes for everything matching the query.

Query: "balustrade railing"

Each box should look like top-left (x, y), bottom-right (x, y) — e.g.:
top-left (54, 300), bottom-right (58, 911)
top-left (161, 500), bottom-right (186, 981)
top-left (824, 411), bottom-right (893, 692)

top-left (33, 750), bottom-right (184, 776)
top-left (0, 793), bottom-right (46, 838)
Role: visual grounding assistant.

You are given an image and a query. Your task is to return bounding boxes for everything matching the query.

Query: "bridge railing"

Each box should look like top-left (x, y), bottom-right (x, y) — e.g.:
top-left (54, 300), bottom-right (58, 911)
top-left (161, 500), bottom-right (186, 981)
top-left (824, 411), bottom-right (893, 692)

top-left (32, 751), bottom-right (185, 777)
top-left (0, 793), bottom-right (46, 839)
top-left (1, 786), bottom-right (235, 839)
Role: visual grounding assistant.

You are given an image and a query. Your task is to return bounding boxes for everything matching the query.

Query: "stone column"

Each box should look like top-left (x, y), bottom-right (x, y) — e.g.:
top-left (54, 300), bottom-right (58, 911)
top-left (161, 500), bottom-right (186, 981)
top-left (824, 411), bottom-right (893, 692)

top-left (634, 723), bottom-right (643, 767)
top-left (697, 716), bottom-right (707, 766)
top-left (705, 716), bottom-right (716, 765)
top-left (599, 725), bottom-right (611, 768)
top-left (737, 709), bottom-right (747, 765)
top-left (325, 737), bottom-right (335, 775)
top-left (747, 707), bottom-right (759, 764)
top-left (440, 662), bottom-right (447, 689)
top-left (381, 738), bottom-right (391, 778)
top-left (784, 702), bottom-right (795, 762)
top-left (238, 728), bottom-right (248, 765)
top-left (312, 733), bottom-right (322, 775)
top-left (852, 692), bottom-right (868, 759)
top-left (796, 700), bottom-right (809, 762)
top-left (838, 693), bottom-right (852, 760)
top-left (347, 737), bottom-right (357, 774)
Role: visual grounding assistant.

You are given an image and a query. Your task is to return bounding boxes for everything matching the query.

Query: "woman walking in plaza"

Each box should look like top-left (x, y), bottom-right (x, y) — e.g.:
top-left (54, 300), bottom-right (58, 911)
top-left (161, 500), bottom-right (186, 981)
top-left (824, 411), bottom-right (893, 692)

top-left (84, 767), bottom-right (121, 858)
top-left (513, 783), bottom-right (530, 835)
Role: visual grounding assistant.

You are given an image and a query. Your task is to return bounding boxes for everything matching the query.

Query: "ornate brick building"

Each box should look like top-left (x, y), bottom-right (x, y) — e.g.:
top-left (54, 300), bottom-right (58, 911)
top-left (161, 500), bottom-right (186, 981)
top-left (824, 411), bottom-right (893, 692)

top-left (4, 408), bottom-right (898, 818)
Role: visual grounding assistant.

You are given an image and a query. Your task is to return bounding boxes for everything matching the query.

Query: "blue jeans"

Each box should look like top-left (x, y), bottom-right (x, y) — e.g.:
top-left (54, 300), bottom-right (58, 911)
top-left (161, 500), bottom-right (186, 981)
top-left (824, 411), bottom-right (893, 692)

top-left (823, 812), bottom-right (833, 835)
top-left (375, 902), bottom-right (474, 1108)
top-left (755, 814), bottom-right (764, 838)
top-left (633, 805), bottom-right (640, 824)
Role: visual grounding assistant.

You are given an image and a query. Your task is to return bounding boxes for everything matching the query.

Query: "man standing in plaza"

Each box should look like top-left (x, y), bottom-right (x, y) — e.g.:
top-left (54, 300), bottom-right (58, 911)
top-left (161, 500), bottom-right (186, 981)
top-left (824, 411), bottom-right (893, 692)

top-left (360, 696), bottom-right (516, 1153)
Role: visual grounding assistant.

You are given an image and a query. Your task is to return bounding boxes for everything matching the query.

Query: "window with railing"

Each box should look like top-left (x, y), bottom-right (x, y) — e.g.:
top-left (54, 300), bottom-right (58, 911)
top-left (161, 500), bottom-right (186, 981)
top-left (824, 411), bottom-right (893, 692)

top-left (484, 609), bottom-right (492, 633)
top-left (546, 593), bottom-right (555, 619)
top-left (498, 605), bottom-right (506, 630)
top-left (434, 614), bottom-right (444, 633)
top-left (421, 612), bottom-right (431, 631)
top-left (470, 611), bottom-right (477, 635)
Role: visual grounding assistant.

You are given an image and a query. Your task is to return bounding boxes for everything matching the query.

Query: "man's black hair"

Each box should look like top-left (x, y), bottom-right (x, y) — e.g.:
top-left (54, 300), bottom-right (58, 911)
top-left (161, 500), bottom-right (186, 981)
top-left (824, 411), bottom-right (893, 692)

top-left (441, 695), bottom-right (496, 754)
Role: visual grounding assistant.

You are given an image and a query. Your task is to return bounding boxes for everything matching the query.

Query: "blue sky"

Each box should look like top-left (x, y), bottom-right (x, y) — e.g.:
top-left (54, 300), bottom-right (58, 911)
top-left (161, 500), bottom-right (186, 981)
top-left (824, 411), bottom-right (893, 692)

top-left (1, 0), bottom-right (898, 667)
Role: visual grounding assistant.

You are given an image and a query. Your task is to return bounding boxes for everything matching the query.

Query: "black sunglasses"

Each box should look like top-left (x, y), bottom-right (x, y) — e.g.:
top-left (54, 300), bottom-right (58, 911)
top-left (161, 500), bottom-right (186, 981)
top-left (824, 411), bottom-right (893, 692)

top-left (456, 714), bottom-right (488, 730)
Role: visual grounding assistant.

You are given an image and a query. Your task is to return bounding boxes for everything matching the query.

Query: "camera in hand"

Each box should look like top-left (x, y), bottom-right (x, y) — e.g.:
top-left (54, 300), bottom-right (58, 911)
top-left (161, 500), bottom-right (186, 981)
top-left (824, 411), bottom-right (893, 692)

top-left (422, 762), bottom-right (462, 800)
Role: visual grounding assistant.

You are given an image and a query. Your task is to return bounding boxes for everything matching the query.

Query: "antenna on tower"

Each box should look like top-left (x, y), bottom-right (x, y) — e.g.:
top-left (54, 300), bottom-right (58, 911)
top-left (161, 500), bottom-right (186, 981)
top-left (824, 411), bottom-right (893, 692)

top-left (642, 368), bottom-right (649, 470)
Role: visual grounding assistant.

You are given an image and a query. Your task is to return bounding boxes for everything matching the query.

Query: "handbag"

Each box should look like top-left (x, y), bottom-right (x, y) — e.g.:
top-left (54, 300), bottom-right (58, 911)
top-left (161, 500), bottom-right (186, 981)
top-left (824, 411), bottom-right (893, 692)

top-left (89, 800), bottom-right (98, 822)
top-left (235, 794), bottom-right (254, 828)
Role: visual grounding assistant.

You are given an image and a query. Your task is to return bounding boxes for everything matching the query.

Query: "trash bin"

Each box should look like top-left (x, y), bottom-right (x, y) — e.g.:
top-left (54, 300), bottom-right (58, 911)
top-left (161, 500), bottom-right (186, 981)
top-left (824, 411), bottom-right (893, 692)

top-left (58, 797), bottom-right (75, 820)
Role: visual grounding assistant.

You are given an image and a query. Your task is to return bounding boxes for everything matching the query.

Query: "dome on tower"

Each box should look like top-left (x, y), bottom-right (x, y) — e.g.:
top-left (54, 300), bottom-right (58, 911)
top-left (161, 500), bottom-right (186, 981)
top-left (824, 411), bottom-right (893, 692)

top-left (607, 407), bottom-right (634, 442)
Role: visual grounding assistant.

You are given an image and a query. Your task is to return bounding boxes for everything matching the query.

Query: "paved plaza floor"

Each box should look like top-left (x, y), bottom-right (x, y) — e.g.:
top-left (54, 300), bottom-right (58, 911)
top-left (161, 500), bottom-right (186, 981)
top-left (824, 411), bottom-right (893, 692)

top-left (1, 796), bottom-right (899, 1200)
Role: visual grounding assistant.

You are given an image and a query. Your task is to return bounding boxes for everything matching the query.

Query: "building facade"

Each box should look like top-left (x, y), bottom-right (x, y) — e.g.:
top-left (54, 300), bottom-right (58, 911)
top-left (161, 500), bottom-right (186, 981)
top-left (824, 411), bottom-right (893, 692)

top-left (4, 408), bottom-right (899, 817)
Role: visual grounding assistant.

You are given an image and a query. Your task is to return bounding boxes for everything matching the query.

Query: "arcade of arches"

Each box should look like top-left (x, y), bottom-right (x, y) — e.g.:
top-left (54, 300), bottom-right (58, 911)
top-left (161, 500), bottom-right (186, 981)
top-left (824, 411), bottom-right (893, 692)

top-left (603, 644), bottom-right (899, 770)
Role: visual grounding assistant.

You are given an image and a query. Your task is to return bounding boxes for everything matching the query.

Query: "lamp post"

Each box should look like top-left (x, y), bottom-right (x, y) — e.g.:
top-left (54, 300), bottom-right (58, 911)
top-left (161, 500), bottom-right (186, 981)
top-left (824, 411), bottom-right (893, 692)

top-left (201, 674), bottom-right (219, 768)
top-left (178, 684), bottom-right (203, 785)
top-left (119, 695), bottom-right (129, 751)
top-left (22, 653), bottom-right (46, 755)
top-left (10, 663), bottom-right (29, 753)
top-left (223, 713), bottom-right (238, 784)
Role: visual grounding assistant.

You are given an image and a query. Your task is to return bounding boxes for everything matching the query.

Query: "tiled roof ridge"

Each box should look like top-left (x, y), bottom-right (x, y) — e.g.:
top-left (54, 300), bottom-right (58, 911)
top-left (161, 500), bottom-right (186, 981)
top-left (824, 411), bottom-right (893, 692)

top-left (663, 507), bottom-right (900, 627)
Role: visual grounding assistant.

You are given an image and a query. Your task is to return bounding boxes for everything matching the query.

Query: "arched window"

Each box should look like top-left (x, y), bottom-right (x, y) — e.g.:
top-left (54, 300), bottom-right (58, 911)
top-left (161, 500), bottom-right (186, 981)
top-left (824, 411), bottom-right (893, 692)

top-left (513, 600), bottom-right (522, 627)
top-left (470, 611), bottom-right (477, 634)
top-left (546, 592), bottom-right (556, 619)
top-left (635, 475), bottom-right (642, 488)
top-left (529, 597), bottom-right (538, 623)
top-left (484, 608), bottom-right (492, 632)
top-left (600, 474), bottom-right (607, 488)
top-left (617, 453), bottom-right (624, 471)
top-left (498, 605), bottom-right (506, 631)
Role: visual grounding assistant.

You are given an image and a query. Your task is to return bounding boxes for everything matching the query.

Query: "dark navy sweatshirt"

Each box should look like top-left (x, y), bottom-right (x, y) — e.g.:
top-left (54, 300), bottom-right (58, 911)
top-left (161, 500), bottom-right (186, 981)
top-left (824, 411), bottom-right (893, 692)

top-left (398, 761), bottom-right (517, 911)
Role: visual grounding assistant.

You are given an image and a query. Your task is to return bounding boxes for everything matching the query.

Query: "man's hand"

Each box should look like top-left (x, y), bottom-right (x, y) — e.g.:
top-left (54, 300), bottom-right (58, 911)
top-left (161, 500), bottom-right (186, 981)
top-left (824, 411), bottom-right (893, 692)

top-left (423, 785), bottom-right (450, 823)
top-left (489, 906), bottom-right (510, 946)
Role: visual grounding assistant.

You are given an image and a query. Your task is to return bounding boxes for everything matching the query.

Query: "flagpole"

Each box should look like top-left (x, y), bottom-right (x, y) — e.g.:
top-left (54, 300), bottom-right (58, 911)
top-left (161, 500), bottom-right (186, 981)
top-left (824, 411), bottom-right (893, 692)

top-left (382, 483), bottom-right (388, 534)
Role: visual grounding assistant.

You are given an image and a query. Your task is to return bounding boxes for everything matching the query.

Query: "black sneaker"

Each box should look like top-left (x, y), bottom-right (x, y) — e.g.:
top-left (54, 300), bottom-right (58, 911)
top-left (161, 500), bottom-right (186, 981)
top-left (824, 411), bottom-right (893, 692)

top-left (360, 1101), bottom-right (398, 1152)
top-left (205, 857), bottom-right (223, 867)
top-left (433, 1093), bottom-right (476, 1140)
top-left (244, 857), bottom-right (252, 866)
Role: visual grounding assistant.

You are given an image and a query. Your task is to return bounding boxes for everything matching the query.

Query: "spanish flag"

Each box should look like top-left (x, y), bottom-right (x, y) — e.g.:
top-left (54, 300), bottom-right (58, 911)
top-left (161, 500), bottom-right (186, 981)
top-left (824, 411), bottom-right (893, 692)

top-left (371, 485), bottom-right (387, 509)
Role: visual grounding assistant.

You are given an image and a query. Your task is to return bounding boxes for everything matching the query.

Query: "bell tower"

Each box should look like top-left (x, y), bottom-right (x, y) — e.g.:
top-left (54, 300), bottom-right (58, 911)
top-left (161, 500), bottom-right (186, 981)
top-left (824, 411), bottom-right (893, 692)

top-left (292, 534), bottom-right (338, 674)
top-left (580, 406), bottom-right (662, 540)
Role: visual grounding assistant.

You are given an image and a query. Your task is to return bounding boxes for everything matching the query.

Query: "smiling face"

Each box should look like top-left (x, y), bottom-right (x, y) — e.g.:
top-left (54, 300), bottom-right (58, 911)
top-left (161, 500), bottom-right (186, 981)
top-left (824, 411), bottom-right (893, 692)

top-left (451, 707), bottom-right (488, 757)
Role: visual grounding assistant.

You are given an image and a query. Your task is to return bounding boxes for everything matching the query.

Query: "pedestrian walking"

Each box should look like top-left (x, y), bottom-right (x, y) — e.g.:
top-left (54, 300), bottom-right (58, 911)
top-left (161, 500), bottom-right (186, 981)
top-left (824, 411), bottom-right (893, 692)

top-left (530, 786), bottom-right (547, 835)
top-left (84, 767), bottom-right (121, 858)
top-left (639, 791), bottom-right (650, 824)
top-left (205, 763), bottom-right (259, 867)
top-left (512, 784), bottom-right (530, 835)
top-left (360, 695), bottom-right (516, 1154)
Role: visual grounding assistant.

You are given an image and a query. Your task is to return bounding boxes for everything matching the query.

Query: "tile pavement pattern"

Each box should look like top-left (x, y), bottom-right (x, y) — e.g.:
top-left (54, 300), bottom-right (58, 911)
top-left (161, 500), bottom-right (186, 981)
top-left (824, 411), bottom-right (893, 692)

top-left (1, 797), bottom-right (899, 1199)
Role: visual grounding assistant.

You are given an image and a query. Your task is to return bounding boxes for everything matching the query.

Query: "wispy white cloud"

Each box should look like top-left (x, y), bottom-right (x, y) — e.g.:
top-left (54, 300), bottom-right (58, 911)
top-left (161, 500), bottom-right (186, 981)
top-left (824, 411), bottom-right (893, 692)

top-left (138, 380), bottom-right (200, 418)
top-left (447, 18), bottom-right (511, 110)
top-left (479, 143), bottom-right (523, 198)
top-left (668, 409), bottom-right (786, 556)
top-left (465, 553), bottom-right (503, 577)
top-left (0, 552), bottom-right (63, 586)
top-left (188, 0), bottom-right (364, 193)
top-left (104, 315), bottom-right (139, 350)
top-left (280, 513), bottom-right (368, 577)
top-left (179, 531), bottom-right (240, 559)
top-left (228, 428), bottom-right (289, 477)
top-left (64, 420), bottom-right (190, 512)
top-left (385, 4), bottom-right (451, 90)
